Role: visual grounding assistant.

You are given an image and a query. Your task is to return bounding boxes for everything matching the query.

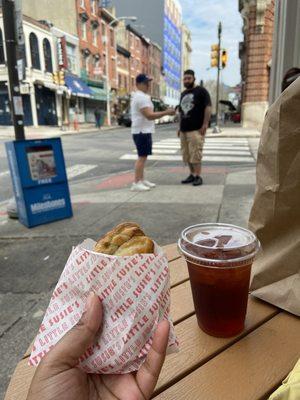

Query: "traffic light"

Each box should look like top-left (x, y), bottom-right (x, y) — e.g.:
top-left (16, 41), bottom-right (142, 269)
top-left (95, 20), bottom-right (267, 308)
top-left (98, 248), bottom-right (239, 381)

top-left (53, 72), bottom-right (59, 85)
top-left (59, 70), bottom-right (65, 85)
top-left (211, 44), bottom-right (219, 68)
top-left (221, 50), bottom-right (228, 69)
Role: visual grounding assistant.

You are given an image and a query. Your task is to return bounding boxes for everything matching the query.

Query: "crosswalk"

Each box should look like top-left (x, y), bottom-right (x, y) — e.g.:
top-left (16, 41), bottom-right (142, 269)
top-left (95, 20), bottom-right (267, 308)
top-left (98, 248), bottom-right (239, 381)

top-left (120, 137), bottom-right (255, 164)
top-left (0, 164), bottom-right (98, 182)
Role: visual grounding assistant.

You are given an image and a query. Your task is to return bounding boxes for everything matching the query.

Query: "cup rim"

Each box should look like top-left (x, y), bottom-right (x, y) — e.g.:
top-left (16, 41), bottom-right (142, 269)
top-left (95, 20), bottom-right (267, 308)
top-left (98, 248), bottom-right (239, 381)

top-left (178, 223), bottom-right (260, 267)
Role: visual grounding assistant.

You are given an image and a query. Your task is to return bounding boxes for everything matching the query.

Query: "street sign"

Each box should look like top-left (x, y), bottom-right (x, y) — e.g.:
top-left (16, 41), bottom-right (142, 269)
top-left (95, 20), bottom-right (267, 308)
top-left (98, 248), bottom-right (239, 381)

top-left (5, 138), bottom-right (73, 228)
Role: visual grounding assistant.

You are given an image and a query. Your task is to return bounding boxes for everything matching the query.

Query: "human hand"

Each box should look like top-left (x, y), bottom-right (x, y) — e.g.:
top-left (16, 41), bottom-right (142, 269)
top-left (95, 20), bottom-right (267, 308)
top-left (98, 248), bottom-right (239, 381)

top-left (26, 293), bottom-right (170, 400)
top-left (199, 124), bottom-right (208, 136)
top-left (166, 108), bottom-right (176, 116)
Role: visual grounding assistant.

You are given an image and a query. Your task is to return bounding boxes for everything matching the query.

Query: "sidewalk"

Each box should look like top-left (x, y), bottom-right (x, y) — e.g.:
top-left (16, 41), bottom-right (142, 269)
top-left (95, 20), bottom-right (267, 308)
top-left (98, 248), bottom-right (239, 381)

top-left (0, 123), bottom-right (120, 139)
top-left (0, 123), bottom-right (261, 140)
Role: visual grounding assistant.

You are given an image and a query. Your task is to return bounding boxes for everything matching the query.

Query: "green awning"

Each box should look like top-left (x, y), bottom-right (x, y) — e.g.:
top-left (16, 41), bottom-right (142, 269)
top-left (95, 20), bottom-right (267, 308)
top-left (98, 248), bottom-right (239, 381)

top-left (91, 87), bottom-right (112, 101)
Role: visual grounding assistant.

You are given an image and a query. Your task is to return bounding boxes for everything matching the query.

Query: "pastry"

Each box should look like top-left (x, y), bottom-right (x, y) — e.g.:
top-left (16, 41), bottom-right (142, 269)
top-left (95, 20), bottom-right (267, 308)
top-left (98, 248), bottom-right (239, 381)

top-left (94, 222), bottom-right (154, 255)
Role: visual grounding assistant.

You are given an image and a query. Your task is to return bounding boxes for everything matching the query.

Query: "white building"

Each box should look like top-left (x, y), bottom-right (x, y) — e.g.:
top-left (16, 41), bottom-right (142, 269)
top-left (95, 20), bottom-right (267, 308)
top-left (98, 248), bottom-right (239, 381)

top-left (0, 14), bottom-right (83, 127)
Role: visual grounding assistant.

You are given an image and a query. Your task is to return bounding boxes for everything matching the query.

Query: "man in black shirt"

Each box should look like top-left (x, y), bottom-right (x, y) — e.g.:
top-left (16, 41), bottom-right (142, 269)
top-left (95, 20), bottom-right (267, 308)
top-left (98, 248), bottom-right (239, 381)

top-left (179, 70), bottom-right (212, 186)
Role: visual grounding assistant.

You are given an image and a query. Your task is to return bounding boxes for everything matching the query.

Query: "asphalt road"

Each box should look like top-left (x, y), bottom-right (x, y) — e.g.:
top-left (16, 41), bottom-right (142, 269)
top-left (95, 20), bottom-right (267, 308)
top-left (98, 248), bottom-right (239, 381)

top-left (0, 124), bottom-right (176, 202)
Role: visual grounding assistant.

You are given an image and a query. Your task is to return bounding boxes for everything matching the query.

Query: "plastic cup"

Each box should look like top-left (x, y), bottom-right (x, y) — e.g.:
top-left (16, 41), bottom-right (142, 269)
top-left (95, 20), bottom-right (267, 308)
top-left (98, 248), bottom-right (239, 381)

top-left (178, 223), bottom-right (260, 338)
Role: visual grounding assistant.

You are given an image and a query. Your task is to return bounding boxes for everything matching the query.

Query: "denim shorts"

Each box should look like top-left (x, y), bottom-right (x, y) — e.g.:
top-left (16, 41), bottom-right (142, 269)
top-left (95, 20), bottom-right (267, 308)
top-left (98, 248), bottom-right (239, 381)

top-left (133, 133), bottom-right (153, 157)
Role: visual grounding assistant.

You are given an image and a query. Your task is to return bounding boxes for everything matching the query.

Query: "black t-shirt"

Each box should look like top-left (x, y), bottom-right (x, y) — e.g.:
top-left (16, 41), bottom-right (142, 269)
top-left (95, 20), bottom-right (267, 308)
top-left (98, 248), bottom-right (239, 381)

top-left (179, 86), bottom-right (212, 132)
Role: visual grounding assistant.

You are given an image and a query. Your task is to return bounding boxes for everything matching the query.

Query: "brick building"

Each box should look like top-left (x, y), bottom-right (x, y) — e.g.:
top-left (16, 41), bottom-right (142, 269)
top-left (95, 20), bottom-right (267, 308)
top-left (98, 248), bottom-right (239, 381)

top-left (116, 45), bottom-right (130, 112)
top-left (149, 42), bottom-right (162, 100)
top-left (239, 0), bottom-right (275, 129)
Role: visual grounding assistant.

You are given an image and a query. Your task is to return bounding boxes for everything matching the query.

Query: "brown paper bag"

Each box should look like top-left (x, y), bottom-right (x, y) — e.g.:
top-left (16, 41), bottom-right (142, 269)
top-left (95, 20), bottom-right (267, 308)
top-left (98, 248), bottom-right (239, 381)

top-left (249, 77), bottom-right (300, 316)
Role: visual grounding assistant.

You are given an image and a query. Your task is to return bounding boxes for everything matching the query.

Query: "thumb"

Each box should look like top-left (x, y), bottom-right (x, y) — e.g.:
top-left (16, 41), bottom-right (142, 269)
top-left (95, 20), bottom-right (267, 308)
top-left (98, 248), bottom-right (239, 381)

top-left (44, 292), bottom-right (103, 369)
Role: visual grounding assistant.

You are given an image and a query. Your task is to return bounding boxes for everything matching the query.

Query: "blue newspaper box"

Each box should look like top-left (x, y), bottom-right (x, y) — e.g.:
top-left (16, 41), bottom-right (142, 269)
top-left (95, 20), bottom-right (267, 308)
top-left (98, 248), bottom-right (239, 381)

top-left (5, 138), bottom-right (73, 228)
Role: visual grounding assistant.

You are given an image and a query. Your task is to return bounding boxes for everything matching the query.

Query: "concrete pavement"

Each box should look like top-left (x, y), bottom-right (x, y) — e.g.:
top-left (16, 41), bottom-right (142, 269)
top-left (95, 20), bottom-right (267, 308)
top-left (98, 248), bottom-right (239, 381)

top-left (0, 124), bottom-right (260, 398)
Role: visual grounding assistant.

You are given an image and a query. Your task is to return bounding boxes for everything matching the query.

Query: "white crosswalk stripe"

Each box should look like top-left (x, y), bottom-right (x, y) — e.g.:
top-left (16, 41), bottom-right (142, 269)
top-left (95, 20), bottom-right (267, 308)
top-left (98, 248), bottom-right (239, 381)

top-left (120, 137), bottom-right (255, 164)
top-left (0, 164), bottom-right (98, 181)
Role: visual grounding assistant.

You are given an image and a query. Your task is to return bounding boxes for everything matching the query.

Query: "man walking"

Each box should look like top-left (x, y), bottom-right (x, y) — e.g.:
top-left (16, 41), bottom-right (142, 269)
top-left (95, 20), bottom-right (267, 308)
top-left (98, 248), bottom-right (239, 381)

top-left (179, 70), bottom-right (212, 186)
top-left (131, 74), bottom-right (175, 192)
top-left (94, 107), bottom-right (102, 129)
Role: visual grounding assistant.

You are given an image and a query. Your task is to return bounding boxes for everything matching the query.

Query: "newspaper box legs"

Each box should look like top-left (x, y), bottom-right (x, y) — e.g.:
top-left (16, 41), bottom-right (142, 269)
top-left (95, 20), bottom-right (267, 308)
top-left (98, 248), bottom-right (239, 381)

top-left (5, 138), bottom-right (73, 228)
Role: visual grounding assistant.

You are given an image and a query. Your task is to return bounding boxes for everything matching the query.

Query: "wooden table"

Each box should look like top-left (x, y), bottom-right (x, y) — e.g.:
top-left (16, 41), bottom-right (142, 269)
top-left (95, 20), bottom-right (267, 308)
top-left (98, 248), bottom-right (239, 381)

top-left (4, 244), bottom-right (300, 400)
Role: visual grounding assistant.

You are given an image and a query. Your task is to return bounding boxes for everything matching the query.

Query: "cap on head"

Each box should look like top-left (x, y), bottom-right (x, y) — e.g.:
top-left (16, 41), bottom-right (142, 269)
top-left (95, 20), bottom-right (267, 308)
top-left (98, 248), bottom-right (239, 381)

top-left (184, 69), bottom-right (195, 77)
top-left (136, 74), bottom-right (153, 84)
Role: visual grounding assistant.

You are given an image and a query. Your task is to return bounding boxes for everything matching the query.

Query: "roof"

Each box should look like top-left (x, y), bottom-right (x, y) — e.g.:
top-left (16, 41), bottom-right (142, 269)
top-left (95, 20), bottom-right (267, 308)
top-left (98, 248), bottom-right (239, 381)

top-left (126, 24), bottom-right (150, 45)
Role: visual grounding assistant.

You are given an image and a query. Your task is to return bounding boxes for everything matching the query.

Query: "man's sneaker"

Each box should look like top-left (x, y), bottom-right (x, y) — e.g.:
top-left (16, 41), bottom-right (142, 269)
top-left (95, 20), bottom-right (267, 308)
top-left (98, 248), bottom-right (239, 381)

top-left (181, 174), bottom-right (195, 184)
top-left (193, 176), bottom-right (203, 186)
top-left (131, 181), bottom-right (150, 192)
top-left (143, 180), bottom-right (156, 188)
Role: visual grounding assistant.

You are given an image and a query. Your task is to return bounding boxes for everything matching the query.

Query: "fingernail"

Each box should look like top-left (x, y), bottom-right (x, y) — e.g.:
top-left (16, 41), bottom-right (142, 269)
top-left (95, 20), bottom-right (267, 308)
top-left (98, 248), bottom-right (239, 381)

top-left (85, 291), bottom-right (95, 311)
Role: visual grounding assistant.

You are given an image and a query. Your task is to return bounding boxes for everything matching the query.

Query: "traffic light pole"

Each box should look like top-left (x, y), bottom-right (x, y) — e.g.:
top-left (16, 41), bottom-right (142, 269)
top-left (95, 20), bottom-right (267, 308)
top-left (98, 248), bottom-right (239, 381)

top-left (213, 22), bottom-right (222, 134)
top-left (2, 0), bottom-right (25, 140)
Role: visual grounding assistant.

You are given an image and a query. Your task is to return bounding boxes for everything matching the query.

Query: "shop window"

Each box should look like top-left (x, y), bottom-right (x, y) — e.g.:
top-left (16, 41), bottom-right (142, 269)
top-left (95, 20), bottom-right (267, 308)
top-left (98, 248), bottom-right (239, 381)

top-left (0, 29), bottom-right (5, 64)
top-left (43, 38), bottom-right (53, 73)
top-left (29, 33), bottom-right (41, 70)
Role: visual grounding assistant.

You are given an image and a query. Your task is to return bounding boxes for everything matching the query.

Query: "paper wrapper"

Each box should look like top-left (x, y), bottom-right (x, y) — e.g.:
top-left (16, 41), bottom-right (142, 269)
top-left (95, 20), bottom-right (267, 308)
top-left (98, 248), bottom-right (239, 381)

top-left (29, 239), bottom-right (178, 373)
top-left (249, 77), bottom-right (300, 316)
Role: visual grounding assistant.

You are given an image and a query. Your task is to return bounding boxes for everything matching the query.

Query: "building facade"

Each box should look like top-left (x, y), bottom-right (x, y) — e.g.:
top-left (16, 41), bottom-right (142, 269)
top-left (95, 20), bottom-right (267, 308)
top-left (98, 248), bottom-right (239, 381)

top-left (181, 23), bottom-right (192, 83)
top-left (149, 42), bottom-right (162, 100)
top-left (111, 0), bottom-right (182, 106)
top-left (239, 0), bottom-right (275, 129)
top-left (0, 14), bottom-right (63, 126)
top-left (269, 0), bottom-right (300, 103)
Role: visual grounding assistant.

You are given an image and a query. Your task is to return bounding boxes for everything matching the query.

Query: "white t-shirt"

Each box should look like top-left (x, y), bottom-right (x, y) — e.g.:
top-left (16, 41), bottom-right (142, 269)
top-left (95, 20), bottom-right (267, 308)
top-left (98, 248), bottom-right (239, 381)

top-left (131, 90), bottom-right (155, 134)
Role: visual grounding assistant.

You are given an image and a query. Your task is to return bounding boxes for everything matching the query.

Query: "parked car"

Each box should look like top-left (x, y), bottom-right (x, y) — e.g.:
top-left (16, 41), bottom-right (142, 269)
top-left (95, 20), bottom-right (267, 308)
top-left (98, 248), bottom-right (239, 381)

top-left (219, 100), bottom-right (241, 124)
top-left (118, 110), bottom-right (131, 127)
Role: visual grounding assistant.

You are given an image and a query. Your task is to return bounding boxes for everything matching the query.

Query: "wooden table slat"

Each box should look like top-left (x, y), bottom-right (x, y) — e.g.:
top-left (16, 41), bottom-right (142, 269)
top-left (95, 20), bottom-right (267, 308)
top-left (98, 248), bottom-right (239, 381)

top-left (169, 257), bottom-right (189, 288)
top-left (170, 280), bottom-right (194, 324)
top-left (163, 243), bottom-right (180, 262)
top-left (154, 312), bottom-right (300, 400)
top-left (155, 297), bottom-right (278, 394)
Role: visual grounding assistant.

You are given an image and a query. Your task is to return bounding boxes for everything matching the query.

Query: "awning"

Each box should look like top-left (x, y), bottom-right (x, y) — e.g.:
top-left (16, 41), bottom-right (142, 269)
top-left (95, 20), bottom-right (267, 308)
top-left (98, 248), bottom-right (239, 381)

top-left (91, 86), bottom-right (112, 101)
top-left (65, 74), bottom-right (93, 98)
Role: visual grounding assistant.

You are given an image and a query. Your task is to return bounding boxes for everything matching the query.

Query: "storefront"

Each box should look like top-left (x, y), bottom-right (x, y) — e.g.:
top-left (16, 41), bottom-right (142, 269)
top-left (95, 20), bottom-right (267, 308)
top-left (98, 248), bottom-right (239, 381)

top-left (65, 73), bottom-right (93, 124)
top-left (0, 82), bottom-right (33, 126)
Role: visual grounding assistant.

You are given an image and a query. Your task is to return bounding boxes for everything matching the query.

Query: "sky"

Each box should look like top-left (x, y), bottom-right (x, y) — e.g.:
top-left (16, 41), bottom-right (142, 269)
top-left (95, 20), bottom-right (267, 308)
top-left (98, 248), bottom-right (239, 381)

top-left (181, 0), bottom-right (243, 87)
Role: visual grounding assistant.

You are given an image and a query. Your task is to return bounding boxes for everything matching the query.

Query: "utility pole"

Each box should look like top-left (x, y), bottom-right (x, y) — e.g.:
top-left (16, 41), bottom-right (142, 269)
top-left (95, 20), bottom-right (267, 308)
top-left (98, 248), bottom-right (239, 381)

top-left (2, 0), bottom-right (25, 140)
top-left (213, 22), bottom-right (222, 134)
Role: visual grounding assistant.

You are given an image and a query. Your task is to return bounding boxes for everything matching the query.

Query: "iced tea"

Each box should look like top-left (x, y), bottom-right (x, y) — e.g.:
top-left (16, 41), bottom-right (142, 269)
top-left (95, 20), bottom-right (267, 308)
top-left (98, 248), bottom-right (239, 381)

top-left (178, 224), bottom-right (260, 337)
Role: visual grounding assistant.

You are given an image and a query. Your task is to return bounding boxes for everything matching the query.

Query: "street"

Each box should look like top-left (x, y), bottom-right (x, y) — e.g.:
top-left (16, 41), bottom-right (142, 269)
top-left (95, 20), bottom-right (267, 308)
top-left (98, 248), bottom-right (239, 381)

top-left (0, 124), bottom-right (259, 397)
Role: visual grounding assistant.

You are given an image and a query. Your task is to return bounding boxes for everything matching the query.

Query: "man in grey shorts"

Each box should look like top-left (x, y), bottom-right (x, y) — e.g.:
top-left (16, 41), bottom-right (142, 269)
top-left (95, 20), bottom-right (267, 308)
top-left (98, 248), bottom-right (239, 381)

top-left (178, 70), bottom-right (212, 186)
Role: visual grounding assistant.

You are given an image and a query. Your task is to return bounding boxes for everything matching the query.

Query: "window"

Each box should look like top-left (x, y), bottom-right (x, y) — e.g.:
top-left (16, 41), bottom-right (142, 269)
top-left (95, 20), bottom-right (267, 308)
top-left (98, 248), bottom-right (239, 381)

top-left (43, 38), bottom-right (53, 73)
top-left (103, 54), bottom-right (106, 75)
top-left (66, 44), bottom-right (76, 73)
top-left (118, 74), bottom-right (122, 86)
top-left (92, 27), bottom-right (98, 45)
top-left (80, 0), bottom-right (85, 8)
top-left (85, 55), bottom-right (90, 72)
top-left (29, 33), bottom-right (41, 69)
top-left (110, 29), bottom-right (114, 47)
top-left (101, 23), bottom-right (106, 36)
top-left (0, 29), bottom-right (5, 64)
top-left (81, 21), bottom-right (87, 40)
top-left (91, 0), bottom-right (96, 14)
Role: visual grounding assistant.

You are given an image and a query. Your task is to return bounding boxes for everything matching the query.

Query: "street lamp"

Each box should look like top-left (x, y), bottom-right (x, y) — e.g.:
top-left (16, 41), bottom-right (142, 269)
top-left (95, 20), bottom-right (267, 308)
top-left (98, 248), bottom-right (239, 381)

top-left (105, 16), bottom-right (137, 126)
